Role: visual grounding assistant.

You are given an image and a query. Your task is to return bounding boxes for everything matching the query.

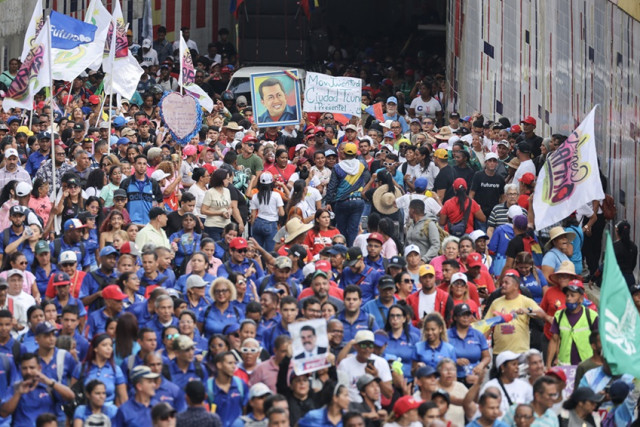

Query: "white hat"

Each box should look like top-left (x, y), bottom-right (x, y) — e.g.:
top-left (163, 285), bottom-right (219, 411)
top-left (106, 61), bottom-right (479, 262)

top-left (507, 205), bottom-right (523, 220)
top-left (450, 272), bottom-right (467, 284)
top-left (15, 182), bottom-right (32, 197)
top-left (496, 351), bottom-right (522, 369)
top-left (448, 136), bottom-right (460, 145)
top-left (59, 250), bottom-right (77, 264)
top-left (302, 262), bottom-right (316, 278)
top-left (354, 330), bottom-right (375, 344)
top-left (186, 275), bottom-right (207, 290)
top-left (4, 148), bottom-right (18, 159)
top-left (151, 170), bottom-right (171, 182)
top-left (142, 38), bottom-right (152, 48)
top-left (380, 119), bottom-right (394, 129)
top-left (437, 142), bottom-right (449, 150)
top-left (469, 230), bottom-right (488, 242)
top-left (259, 172), bottom-right (273, 185)
top-left (485, 152), bottom-right (499, 161)
top-left (404, 244), bottom-right (421, 257)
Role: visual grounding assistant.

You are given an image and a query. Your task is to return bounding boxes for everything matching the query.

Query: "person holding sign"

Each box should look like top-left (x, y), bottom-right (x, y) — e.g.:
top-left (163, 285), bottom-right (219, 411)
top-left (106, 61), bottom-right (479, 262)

top-left (258, 78), bottom-right (298, 123)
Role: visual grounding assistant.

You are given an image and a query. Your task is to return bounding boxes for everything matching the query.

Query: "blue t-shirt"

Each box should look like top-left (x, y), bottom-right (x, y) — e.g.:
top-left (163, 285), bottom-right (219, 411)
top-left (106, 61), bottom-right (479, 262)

top-left (198, 303), bottom-right (244, 338)
top-left (447, 327), bottom-right (488, 378)
top-left (384, 330), bottom-right (419, 379)
top-left (520, 268), bottom-right (548, 304)
top-left (73, 404), bottom-right (118, 423)
top-left (414, 340), bottom-right (457, 369)
top-left (124, 176), bottom-right (157, 225)
top-left (72, 362), bottom-right (126, 404)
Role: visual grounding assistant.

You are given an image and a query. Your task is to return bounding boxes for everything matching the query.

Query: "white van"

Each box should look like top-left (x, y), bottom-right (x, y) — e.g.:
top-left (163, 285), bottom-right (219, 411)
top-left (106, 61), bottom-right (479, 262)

top-left (225, 66), bottom-right (306, 107)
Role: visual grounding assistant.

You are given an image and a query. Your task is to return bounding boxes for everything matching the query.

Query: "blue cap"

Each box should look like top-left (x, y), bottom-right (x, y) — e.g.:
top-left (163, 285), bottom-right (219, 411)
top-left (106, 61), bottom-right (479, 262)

top-left (326, 244), bottom-right (348, 255)
top-left (35, 321), bottom-right (57, 335)
top-left (223, 323), bottom-right (240, 335)
top-left (414, 177), bottom-right (429, 191)
top-left (7, 116), bottom-right (20, 125)
top-left (117, 137), bottom-right (130, 145)
top-left (462, 115), bottom-right (471, 122)
top-left (384, 131), bottom-right (395, 139)
top-left (386, 96), bottom-right (398, 104)
top-left (416, 366), bottom-right (439, 378)
top-left (112, 117), bottom-right (126, 128)
top-left (99, 246), bottom-right (118, 257)
top-left (37, 131), bottom-right (51, 140)
top-left (374, 330), bottom-right (388, 347)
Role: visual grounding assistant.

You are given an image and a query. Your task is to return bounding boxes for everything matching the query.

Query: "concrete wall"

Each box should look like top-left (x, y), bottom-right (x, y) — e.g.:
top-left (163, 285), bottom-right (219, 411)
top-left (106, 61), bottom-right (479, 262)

top-left (447, 0), bottom-right (640, 245)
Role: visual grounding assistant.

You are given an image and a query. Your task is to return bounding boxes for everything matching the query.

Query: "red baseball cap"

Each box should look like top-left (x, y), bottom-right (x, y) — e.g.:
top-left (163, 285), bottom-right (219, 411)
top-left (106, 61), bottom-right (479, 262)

top-left (88, 95), bottom-right (100, 105)
top-left (102, 284), bottom-right (127, 301)
top-left (61, 95), bottom-right (73, 105)
top-left (510, 124), bottom-right (522, 133)
top-left (521, 116), bottom-right (536, 126)
top-left (229, 237), bottom-right (248, 250)
top-left (564, 279), bottom-right (585, 294)
top-left (304, 126), bottom-right (316, 135)
top-left (203, 164), bottom-right (216, 174)
top-left (367, 232), bottom-right (384, 245)
top-left (242, 135), bottom-right (258, 144)
top-left (392, 396), bottom-right (422, 418)
top-left (315, 260), bottom-right (331, 273)
top-left (546, 367), bottom-right (567, 383)
top-left (467, 252), bottom-right (483, 268)
top-left (519, 173), bottom-right (536, 185)
top-left (504, 269), bottom-right (521, 279)
top-left (453, 178), bottom-right (468, 190)
top-left (314, 126), bottom-right (326, 134)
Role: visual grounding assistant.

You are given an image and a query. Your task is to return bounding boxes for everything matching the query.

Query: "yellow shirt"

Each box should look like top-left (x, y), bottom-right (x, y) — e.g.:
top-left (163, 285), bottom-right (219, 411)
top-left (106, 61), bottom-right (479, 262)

top-left (486, 294), bottom-right (540, 354)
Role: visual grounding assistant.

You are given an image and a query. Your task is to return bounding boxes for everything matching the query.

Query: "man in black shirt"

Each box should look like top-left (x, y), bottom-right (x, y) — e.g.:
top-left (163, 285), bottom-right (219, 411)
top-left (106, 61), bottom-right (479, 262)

top-left (432, 148), bottom-right (455, 202)
top-left (470, 152), bottom-right (505, 221)
top-left (164, 192), bottom-right (203, 236)
top-left (516, 116), bottom-right (544, 157)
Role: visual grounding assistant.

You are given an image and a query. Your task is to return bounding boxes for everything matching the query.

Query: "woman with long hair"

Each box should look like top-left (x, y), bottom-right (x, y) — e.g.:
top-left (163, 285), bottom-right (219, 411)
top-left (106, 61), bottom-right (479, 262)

top-left (265, 148), bottom-right (296, 184)
top-left (20, 305), bottom-right (45, 352)
top-left (85, 168), bottom-right (106, 198)
top-left (0, 180), bottom-right (19, 230)
top-left (0, 251), bottom-right (39, 300)
top-left (614, 220), bottom-right (638, 286)
top-left (28, 178), bottom-right (52, 226)
top-left (99, 153), bottom-right (120, 175)
top-left (113, 312), bottom-right (139, 366)
top-left (438, 178), bottom-right (485, 236)
top-left (215, 223), bottom-right (239, 262)
top-left (394, 271), bottom-right (415, 301)
top-left (436, 358), bottom-right (468, 427)
top-left (70, 333), bottom-right (128, 407)
top-left (99, 210), bottom-right (124, 251)
top-left (58, 177), bottom-right (85, 225)
top-left (117, 272), bottom-right (144, 309)
top-left (303, 208), bottom-right (340, 257)
top-left (384, 304), bottom-right (419, 382)
top-left (250, 172), bottom-right (284, 252)
top-left (4, 221), bottom-right (43, 271)
top-left (297, 383), bottom-right (349, 427)
top-left (285, 179), bottom-right (320, 223)
top-left (379, 217), bottom-right (400, 258)
top-left (201, 169), bottom-right (232, 242)
top-left (203, 334), bottom-right (230, 374)
top-left (31, 239), bottom-right (54, 296)
top-left (159, 325), bottom-right (180, 362)
top-left (417, 146), bottom-right (439, 187)
top-left (228, 271), bottom-right (258, 312)
top-left (514, 251), bottom-right (548, 304)
top-left (72, 379), bottom-right (118, 426)
top-left (447, 304), bottom-right (490, 386)
top-left (100, 165), bottom-right (123, 208)
top-left (415, 312), bottom-right (457, 370)
top-left (185, 237), bottom-right (222, 276)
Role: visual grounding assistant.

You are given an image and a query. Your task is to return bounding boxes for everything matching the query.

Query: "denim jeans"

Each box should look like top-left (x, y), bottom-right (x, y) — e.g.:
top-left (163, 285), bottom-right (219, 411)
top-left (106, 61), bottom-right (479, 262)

top-left (204, 226), bottom-right (223, 242)
top-left (335, 199), bottom-right (365, 247)
top-left (252, 217), bottom-right (278, 252)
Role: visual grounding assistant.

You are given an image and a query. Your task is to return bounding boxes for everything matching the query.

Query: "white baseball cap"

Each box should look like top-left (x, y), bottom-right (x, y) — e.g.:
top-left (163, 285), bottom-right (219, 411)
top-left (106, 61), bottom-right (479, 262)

top-left (450, 272), bottom-right (467, 284)
top-left (496, 351), bottom-right (522, 369)
top-left (485, 152), bottom-right (499, 161)
top-left (404, 244), bottom-right (421, 257)
top-left (259, 172), bottom-right (274, 185)
top-left (469, 230), bottom-right (488, 242)
top-left (507, 205), bottom-right (523, 219)
top-left (151, 170), bottom-right (171, 182)
top-left (15, 182), bottom-right (32, 197)
top-left (4, 148), bottom-right (19, 159)
top-left (59, 251), bottom-right (77, 264)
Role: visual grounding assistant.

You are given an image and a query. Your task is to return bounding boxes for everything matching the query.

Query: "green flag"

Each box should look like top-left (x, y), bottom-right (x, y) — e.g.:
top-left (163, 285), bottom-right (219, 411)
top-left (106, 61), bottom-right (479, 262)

top-left (599, 231), bottom-right (640, 377)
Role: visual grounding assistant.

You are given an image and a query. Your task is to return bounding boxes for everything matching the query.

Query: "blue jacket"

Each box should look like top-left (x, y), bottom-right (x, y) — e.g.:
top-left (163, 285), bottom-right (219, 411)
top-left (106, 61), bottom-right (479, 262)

top-left (326, 159), bottom-right (370, 203)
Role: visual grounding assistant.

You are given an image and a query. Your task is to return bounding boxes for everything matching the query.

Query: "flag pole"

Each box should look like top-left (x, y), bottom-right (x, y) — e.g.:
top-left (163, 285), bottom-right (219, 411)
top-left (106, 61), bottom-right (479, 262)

top-left (179, 30), bottom-right (184, 95)
top-left (47, 16), bottom-right (56, 205)
top-left (106, 11), bottom-right (117, 155)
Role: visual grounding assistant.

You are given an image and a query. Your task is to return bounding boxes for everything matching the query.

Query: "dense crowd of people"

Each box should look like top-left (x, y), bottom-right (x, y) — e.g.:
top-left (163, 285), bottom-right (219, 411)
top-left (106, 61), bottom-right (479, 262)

top-left (0, 20), bottom-right (638, 427)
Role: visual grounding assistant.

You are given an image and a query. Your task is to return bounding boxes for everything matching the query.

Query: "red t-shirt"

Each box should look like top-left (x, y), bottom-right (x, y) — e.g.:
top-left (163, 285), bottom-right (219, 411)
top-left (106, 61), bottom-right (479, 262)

top-left (452, 298), bottom-right (480, 317)
top-left (438, 281), bottom-right (480, 306)
top-left (540, 286), bottom-right (565, 339)
top-left (265, 164), bottom-right (297, 184)
top-left (440, 198), bottom-right (481, 234)
top-left (303, 228), bottom-right (341, 257)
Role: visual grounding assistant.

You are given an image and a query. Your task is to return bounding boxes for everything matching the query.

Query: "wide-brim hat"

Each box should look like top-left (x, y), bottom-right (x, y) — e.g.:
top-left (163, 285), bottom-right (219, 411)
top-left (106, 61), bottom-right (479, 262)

top-left (544, 227), bottom-right (576, 251)
top-left (284, 218), bottom-right (313, 244)
top-left (506, 158), bottom-right (520, 169)
top-left (372, 184), bottom-right (402, 215)
top-left (222, 121), bottom-right (243, 132)
top-left (549, 260), bottom-right (581, 283)
top-left (434, 126), bottom-right (453, 140)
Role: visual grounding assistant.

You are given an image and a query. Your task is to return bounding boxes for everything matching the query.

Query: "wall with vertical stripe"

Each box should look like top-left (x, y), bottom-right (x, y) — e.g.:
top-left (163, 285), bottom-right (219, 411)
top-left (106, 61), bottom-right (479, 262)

top-left (447, 0), bottom-right (640, 253)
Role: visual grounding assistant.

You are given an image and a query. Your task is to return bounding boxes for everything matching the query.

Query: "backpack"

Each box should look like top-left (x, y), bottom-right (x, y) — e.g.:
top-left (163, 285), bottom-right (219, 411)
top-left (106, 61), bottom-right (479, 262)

top-left (602, 194), bottom-right (616, 220)
top-left (51, 238), bottom-right (86, 266)
top-left (421, 218), bottom-right (449, 255)
top-left (161, 361), bottom-right (205, 382)
top-left (205, 376), bottom-right (245, 407)
top-left (521, 234), bottom-right (544, 267)
top-left (447, 200), bottom-right (472, 237)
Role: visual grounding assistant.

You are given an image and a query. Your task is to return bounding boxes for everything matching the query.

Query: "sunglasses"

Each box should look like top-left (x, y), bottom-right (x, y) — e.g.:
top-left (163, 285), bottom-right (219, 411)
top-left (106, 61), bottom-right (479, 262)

top-left (234, 248), bottom-right (248, 254)
top-left (241, 347), bottom-right (260, 354)
top-left (165, 334), bottom-right (179, 340)
top-left (389, 313), bottom-right (404, 318)
top-left (358, 342), bottom-right (374, 349)
top-left (383, 162), bottom-right (395, 167)
top-left (402, 279), bottom-right (413, 284)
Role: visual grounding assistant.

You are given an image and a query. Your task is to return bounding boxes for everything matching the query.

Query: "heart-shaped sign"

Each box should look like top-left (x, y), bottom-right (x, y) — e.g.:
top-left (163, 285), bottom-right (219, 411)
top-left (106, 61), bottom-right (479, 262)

top-left (159, 92), bottom-right (202, 144)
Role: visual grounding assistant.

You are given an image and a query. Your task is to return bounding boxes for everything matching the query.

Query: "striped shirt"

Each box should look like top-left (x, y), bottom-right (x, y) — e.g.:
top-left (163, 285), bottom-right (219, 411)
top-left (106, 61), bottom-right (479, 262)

top-left (487, 203), bottom-right (527, 229)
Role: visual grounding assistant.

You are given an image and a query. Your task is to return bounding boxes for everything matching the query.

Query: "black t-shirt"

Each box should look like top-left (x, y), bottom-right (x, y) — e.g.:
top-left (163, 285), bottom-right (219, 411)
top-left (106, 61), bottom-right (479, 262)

top-left (433, 165), bottom-right (455, 202)
top-left (505, 233), bottom-right (526, 259)
top-left (164, 211), bottom-right (203, 237)
top-left (453, 165), bottom-right (476, 190)
top-left (228, 185), bottom-right (249, 224)
top-left (470, 171), bottom-right (505, 217)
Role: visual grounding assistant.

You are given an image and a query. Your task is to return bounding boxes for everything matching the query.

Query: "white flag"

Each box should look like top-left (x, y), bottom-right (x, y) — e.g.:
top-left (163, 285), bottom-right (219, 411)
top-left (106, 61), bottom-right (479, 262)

top-left (4, 18), bottom-right (51, 111)
top-left (85, 0), bottom-right (112, 70)
top-left (21, 0), bottom-right (44, 62)
top-left (532, 106), bottom-right (605, 230)
top-left (179, 33), bottom-right (214, 111)
top-left (103, 1), bottom-right (143, 100)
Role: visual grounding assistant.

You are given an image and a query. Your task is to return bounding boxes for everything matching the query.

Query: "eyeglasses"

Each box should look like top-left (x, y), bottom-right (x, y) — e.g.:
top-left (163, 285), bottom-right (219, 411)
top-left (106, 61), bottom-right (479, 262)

top-left (213, 288), bottom-right (230, 294)
top-left (18, 261), bottom-right (27, 266)
top-left (383, 162), bottom-right (395, 166)
top-left (234, 248), bottom-right (248, 254)
top-left (515, 414), bottom-right (534, 420)
top-left (241, 347), bottom-right (260, 354)
top-left (165, 334), bottom-right (179, 340)
top-left (358, 342), bottom-right (374, 349)
top-left (389, 314), bottom-right (404, 318)
top-left (230, 332), bottom-right (240, 338)
top-left (423, 121), bottom-right (433, 125)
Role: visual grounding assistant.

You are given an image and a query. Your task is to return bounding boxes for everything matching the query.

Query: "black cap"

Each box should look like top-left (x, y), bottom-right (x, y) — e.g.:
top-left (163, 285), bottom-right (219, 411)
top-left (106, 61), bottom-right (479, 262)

top-left (569, 387), bottom-right (604, 404)
top-left (73, 122), bottom-right (84, 131)
top-left (377, 275), bottom-right (396, 289)
top-left (432, 389), bottom-right (450, 404)
top-left (453, 303), bottom-right (473, 317)
top-left (151, 402), bottom-right (177, 421)
top-left (450, 112), bottom-right (460, 119)
top-left (344, 247), bottom-right (363, 268)
top-left (630, 284), bottom-right (640, 295)
top-left (287, 244), bottom-right (307, 259)
top-left (388, 256), bottom-right (406, 269)
top-left (148, 207), bottom-right (167, 220)
top-left (517, 142), bottom-right (532, 154)
top-left (113, 189), bottom-right (127, 199)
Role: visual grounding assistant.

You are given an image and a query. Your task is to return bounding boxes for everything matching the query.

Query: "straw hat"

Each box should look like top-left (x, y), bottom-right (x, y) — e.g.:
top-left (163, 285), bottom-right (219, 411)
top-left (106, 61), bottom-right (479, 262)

top-left (549, 260), bottom-right (580, 283)
top-left (506, 158), bottom-right (520, 169)
top-left (284, 218), bottom-right (313, 244)
top-left (434, 126), bottom-right (453, 141)
top-left (222, 121), bottom-right (243, 132)
top-left (544, 226), bottom-right (576, 251)
top-left (372, 184), bottom-right (403, 215)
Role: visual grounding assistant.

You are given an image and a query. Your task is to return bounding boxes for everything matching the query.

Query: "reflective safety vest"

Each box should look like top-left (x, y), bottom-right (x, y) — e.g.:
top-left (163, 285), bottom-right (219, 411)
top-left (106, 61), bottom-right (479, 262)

top-left (555, 307), bottom-right (596, 364)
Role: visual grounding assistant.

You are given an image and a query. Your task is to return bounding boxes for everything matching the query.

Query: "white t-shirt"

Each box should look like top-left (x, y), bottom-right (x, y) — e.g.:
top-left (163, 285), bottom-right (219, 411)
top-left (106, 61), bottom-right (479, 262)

top-left (188, 184), bottom-right (207, 217)
top-left (409, 96), bottom-right (442, 119)
top-left (337, 353), bottom-right (392, 403)
top-left (418, 291), bottom-right (436, 320)
top-left (513, 159), bottom-right (536, 182)
top-left (480, 378), bottom-right (533, 417)
top-left (250, 192), bottom-right (284, 221)
top-left (296, 187), bottom-right (322, 219)
top-left (142, 48), bottom-right (159, 66)
top-left (396, 194), bottom-right (441, 225)
top-left (180, 161), bottom-right (196, 186)
top-left (8, 292), bottom-right (36, 329)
